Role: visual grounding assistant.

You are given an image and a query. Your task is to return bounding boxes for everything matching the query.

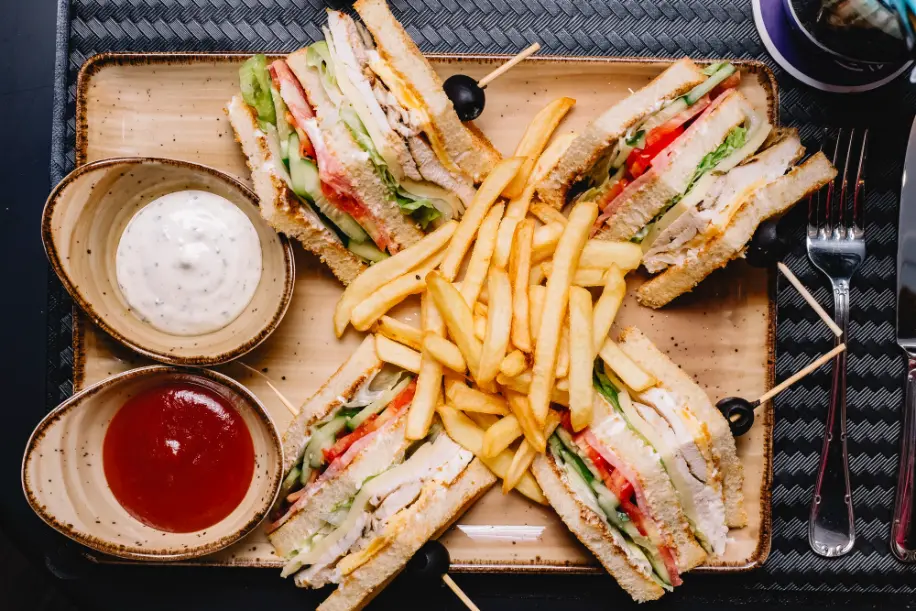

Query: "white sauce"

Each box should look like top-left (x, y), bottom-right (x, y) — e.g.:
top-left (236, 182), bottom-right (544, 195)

top-left (115, 190), bottom-right (262, 336)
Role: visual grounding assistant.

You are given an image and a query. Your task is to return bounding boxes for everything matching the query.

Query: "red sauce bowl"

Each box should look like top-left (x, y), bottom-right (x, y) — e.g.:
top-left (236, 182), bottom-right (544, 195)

top-left (21, 366), bottom-right (282, 561)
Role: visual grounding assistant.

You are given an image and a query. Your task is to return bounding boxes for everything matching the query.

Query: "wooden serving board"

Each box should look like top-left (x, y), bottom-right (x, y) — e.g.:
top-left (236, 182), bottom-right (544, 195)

top-left (73, 53), bottom-right (775, 573)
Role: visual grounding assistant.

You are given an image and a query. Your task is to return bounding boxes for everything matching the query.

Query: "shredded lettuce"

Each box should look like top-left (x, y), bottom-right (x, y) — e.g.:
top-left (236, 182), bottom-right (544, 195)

top-left (593, 360), bottom-right (622, 410)
top-left (396, 190), bottom-right (441, 229)
top-left (689, 125), bottom-right (747, 188)
top-left (307, 41), bottom-right (343, 102)
top-left (239, 54), bottom-right (276, 124)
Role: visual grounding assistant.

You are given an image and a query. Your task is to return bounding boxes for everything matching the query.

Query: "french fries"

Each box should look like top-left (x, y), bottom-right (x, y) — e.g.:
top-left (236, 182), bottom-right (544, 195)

top-left (505, 390), bottom-right (546, 452)
top-left (503, 440), bottom-right (536, 494)
top-left (373, 316), bottom-right (423, 352)
top-left (529, 202), bottom-right (598, 424)
top-left (427, 271), bottom-right (483, 378)
top-left (592, 265), bottom-right (626, 355)
top-left (497, 371), bottom-right (570, 407)
top-left (598, 338), bottom-right (657, 392)
top-left (542, 262), bottom-right (608, 287)
top-left (437, 405), bottom-right (545, 504)
top-left (450, 384), bottom-right (510, 415)
top-left (503, 97), bottom-right (576, 199)
top-left (529, 284), bottom-right (546, 345)
top-left (474, 302), bottom-right (488, 318)
top-left (440, 158), bottom-right (525, 281)
top-left (481, 415), bottom-right (522, 457)
top-left (499, 350), bottom-right (528, 378)
top-left (509, 219), bottom-right (534, 353)
top-left (407, 294), bottom-right (446, 439)
top-left (424, 332), bottom-right (467, 373)
top-left (334, 221), bottom-right (456, 336)
top-left (466, 411), bottom-right (500, 430)
top-left (568, 286), bottom-right (594, 431)
top-left (529, 202), bottom-right (568, 226)
top-left (531, 222), bottom-right (565, 264)
top-left (460, 203), bottom-right (505, 308)
top-left (478, 269), bottom-right (512, 386)
top-left (556, 323), bottom-right (570, 379)
top-left (474, 315), bottom-right (487, 341)
top-left (493, 184), bottom-right (535, 269)
top-left (350, 251), bottom-right (445, 331)
top-left (375, 334), bottom-right (422, 373)
top-left (530, 131), bottom-right (578, 186)
top-left (529, 262), bottom-right (546, 287)
top-left (578, 240), bottom-right (643, 271)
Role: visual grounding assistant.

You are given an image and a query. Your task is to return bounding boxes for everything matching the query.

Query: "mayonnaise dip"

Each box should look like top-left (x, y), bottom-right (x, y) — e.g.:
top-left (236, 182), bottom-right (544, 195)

top-left (115, 190), bottom-right (262, 336)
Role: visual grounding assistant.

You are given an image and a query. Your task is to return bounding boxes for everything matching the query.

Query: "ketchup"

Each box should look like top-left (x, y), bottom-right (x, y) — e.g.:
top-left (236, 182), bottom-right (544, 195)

top-left (103, 382), bottom-right (255, 533)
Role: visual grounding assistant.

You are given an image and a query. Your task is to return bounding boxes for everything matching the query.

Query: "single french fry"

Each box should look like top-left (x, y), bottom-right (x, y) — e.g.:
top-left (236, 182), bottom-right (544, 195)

top-left (460, 203), bottom-right (505, 308)
top-left (474, 315), bottom-right (487, 341)
top-left (591, 265), bottom-right (626, 356)
top-left (444, 371), bottom-right (468, 402)
top-left (407, 293), bottom-right (446, 440)
top-left (424, 332), bottom-right (467, 373)
top-left (427, 271), bottom-right (483, 378)
top-left (474, 302), bottom-right (489, 318)
top-left (529, 284), bottom-right (546, 346)
top-left (598, 338), bottom-right (657, 392)
top-left (335, 221), bottom-right (456, 336)
top-left (556, 323), bottom-right (570, 379)
top-left (542, 262), bottom-right (608, 287)
top-left (350, 251), bottom-right (445, 331)
top-left (578, 240), bottom-right (643, 271)
top-left (529, 202), bottom-right (568, 226)
top-left (467, 411), bottom-right (500, 429)
top-left (440, 158), bottom-right (525, 280)
top-left (530, 131), bottom-right (578, 185)
top-left (529, 203), bottom-right (598, 424)
top-left (503, 97), bottom-right (576, 198)
top-left (503, 440), bottom-right (536, 494)
top-left (437, 404), bottom-right (546, 504)
top-left (451, 384), bottom-right (510, 415)
top-left (479, 268), bottom-right (513, 386)
top-left (499, 349), bottom-right (528, 378)
top-left (497, 371), bottom-right (570, 407)
top-left (504, 390), bottom-right (546, 452)
top-left (529, 262), bottom-right (546, 287)
top-left (531, 222), bottom-right (565, 264)
top-left (568, 286), bottom-right (594, 431)
top-left (481, 415), bottom-right (523, 457)
top-left (493, 183), bottom-right (536, 269)
top-left (374, 316), bottom-right (423, 352)
top-left (508, 219), bottom-right (534, 353)
top-left (375, 334), bottom-right (422, 373)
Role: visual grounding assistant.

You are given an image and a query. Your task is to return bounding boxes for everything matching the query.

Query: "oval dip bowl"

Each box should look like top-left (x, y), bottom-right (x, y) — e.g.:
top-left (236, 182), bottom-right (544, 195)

top-left (42, 157), bottom-right (295, 366)
top-left (22, 366), bottom-right (282, 561)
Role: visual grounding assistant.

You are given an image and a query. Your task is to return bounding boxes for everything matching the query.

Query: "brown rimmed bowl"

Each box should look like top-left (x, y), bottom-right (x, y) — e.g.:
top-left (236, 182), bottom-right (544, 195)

top-left (42, 157), bottom-right (295, 366)
top-left (21, 366), bottom-right (283, 561)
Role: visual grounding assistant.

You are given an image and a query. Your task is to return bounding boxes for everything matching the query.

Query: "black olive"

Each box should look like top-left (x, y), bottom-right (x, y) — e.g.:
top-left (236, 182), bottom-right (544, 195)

top-left (406, 540), bottom-right (450, 580)
top-left (716, 397), bottom-right (757, 437)
top-left (444, 74), bottom-right (486, 121)
top-left (745, 217), bottom-right (788, 268)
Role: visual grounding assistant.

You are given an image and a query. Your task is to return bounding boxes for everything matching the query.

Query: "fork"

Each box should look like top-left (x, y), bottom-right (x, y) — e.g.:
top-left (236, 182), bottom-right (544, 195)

top-left (806, 128), bottom-right (869, 558)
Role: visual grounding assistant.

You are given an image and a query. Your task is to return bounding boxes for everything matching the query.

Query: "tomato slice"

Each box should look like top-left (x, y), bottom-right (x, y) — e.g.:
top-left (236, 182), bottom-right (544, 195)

top-left (594, 177), bottom-right (630, 211)
top-left (268, 60), bottom-right (316, 159)
top-left (322, 380), bottom-right (417, 464)
top-left (625, 124), bottom-right (685, 179)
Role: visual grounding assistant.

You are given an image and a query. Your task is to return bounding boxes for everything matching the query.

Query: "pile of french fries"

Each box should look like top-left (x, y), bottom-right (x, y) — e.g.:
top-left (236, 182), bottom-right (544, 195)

top-left (333, 97), bottom-right (646, 503)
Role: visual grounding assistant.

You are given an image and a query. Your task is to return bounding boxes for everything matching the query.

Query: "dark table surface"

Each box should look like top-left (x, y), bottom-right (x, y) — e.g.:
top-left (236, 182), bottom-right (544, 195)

top-left (3, 1), bottom-right (916, 609)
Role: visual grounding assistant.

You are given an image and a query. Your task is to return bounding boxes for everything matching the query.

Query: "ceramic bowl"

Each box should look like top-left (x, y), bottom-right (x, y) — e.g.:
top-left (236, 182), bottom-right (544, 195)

top-left (42, 157), bottom-right (295, 366)
top-left (22, 366), bottom-right (282, 561)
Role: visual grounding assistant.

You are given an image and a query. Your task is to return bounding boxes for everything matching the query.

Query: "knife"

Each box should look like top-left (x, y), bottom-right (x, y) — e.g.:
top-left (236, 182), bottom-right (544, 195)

top-left (891, 115), bottom-right (916, 562)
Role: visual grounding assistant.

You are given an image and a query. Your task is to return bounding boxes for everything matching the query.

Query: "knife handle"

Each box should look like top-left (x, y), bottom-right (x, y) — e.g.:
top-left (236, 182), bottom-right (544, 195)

top-left (892, 353), bottom-right (916, 562)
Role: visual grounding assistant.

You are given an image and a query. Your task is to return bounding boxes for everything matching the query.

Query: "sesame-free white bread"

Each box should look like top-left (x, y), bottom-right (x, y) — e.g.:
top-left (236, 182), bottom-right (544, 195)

top-left (353, 0), bottom-right (501, 183)
top-left (596, 89), bottom-right (758, 241)
top-left (616, 327), bottom-right (747, 528)
top-left (531, 454), bottom-right (666, 602)
top-left (590, 405), bottom-right (707, 572)
top-left (637, 151), bottom-right (837, 309)
top-left (316, 459), bottom-right (497, 611)
top-left (535, 58), bottom-right (706, 209)
top-left (286, 50), bottom-right (425, 251)
top-left (226, 95), bottom-right (366, 284)
top-left (279, 336), bottom-right (382, 473)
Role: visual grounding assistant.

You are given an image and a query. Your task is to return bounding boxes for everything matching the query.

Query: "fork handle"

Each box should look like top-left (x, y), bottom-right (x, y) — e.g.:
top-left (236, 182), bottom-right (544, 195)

top-left (808, 282), bottom-right (856, 557)
top-left (891, 353), bottom-right (916, 562)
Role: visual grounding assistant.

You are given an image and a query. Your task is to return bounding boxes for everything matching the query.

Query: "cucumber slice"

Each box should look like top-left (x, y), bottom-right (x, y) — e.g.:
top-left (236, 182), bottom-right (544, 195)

top-left (281, 465), bottom-right (301, 494)
top-left (312, 195), bottom-right (370, 244)
top-left (303, 415), bottom-right (349, 474)
top-left (348, 240), bottom-right (389, 263)
top-left (287, 134), bottom-right (320, 197)
top-left (346, 376), bottom-right (410, 430)
top-left (271, 86), bottom-right (292, 152)
top-left (683, 63), bottom-right (736, 105)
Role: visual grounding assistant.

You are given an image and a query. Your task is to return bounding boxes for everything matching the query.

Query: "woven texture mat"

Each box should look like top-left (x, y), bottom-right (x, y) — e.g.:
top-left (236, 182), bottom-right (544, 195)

top-left (46, 0), bottom-right (916, 595)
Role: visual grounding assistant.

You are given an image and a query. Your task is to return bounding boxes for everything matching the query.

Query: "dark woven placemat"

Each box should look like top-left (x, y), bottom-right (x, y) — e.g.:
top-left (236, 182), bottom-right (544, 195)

top-left (46, 0), bottom-right (916, 594)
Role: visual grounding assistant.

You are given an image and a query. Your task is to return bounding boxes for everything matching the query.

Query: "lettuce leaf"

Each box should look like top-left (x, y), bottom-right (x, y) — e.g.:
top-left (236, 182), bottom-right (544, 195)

top-left (396, 191), bottom-right (441, 229)
top-left (239, 55), bottom-right (276, 124)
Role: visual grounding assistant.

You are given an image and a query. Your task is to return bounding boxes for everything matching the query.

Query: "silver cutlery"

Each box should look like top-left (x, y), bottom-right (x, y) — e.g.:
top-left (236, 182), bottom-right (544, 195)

top-left (807, 127), bottom-right (868, 558)
top-left (892, 116), bottom-right (916, 562)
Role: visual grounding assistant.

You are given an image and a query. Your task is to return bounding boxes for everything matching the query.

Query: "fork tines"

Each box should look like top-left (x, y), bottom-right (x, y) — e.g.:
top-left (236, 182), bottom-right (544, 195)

top-left (808, 128), bottom-right (869, 240)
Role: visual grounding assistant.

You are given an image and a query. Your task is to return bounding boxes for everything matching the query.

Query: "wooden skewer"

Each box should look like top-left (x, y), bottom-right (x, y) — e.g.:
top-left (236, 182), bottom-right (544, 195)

top-left (777, 262), bottom-right (843, 337)
top-left (756, 343), bottom-right (846, 405)
top-left (477, 42), bottom-right (541, 88)
top-left (441, 574), bottom-right (481, 611)
top-left (236, 361), bottom-right (300, 416)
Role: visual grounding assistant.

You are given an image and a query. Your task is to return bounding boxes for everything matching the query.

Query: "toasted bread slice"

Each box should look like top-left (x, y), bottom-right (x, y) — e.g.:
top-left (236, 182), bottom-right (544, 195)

top-left (616, 327), bottom-right (747, 527)
top-left (531, 454), bottom-right (667, 602)
top-left (226, 95), bottom-right (366, 284)
top-left (536, 58), bottom-right (706, 210)
top-left (637, 151), bottom-right (837, 309)
top-left (353, 0), bottom-right (501, 182)
top-left (596, 89), bottom-right (759, 241)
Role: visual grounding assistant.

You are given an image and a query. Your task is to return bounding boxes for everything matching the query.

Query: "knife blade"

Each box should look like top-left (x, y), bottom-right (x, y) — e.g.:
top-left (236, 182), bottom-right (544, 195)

top-left (891, 115), bottom-right (916, 562)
